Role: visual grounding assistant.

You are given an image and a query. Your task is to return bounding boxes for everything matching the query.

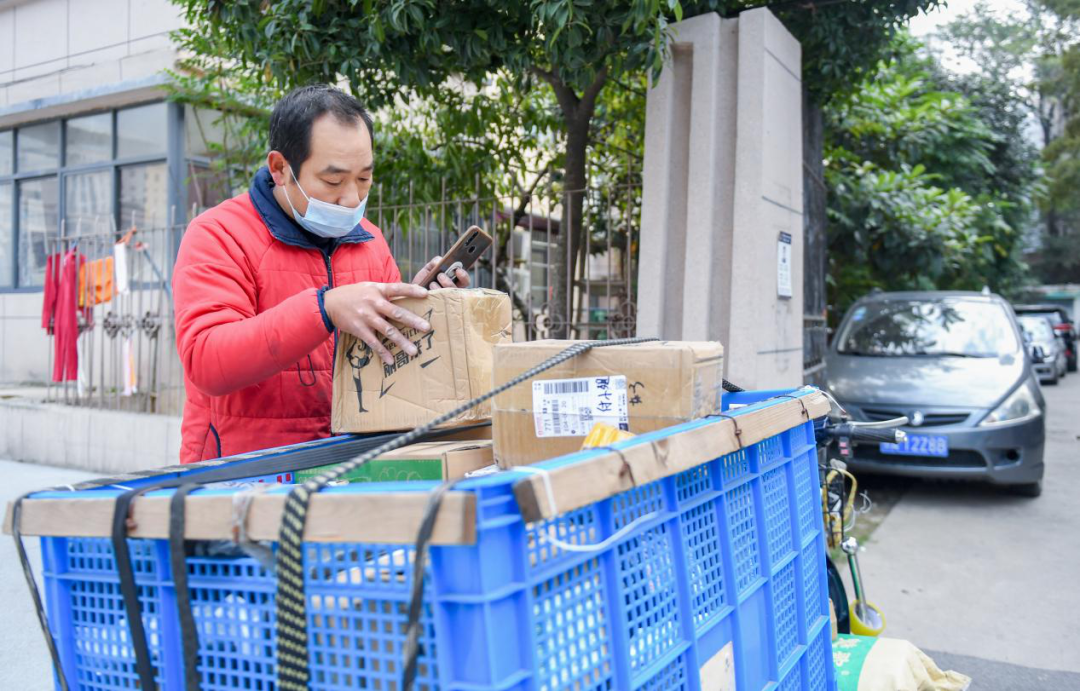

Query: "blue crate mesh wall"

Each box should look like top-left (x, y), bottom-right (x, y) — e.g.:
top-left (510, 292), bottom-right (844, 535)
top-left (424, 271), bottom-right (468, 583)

top-left (38, 417), bottom-right (835, 691)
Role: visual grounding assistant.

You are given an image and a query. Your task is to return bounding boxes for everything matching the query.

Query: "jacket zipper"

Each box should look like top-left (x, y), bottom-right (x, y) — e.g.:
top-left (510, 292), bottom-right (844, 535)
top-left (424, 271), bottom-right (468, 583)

top-left (323, 250), bottom-right (337, 375)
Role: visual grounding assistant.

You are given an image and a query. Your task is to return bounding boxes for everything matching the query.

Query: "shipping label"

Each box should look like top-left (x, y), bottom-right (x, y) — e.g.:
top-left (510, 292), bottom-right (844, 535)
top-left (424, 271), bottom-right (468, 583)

top-left (532, 375), bottom-right (629, 437)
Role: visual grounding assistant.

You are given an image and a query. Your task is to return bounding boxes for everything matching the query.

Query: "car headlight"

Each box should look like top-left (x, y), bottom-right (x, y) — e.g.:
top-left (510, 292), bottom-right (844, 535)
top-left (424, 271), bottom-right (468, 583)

top-left (980, 380), bottom-right (1042, 427)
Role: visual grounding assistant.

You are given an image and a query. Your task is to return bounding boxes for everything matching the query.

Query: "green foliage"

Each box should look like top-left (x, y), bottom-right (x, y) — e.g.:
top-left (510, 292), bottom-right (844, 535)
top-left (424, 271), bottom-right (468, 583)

top-left (765, 0), bottom-right (945, 103)
top-left (939, 0), bottom-right (1080, 284)
top-left (825, 36), bottom-right (1035, 317)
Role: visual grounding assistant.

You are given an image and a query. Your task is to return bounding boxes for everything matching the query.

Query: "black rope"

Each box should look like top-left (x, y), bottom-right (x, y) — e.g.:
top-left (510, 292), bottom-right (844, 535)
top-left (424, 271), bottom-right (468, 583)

top-left (714, 413), bottom-right (746, 449)
top-left (11, 494), bottom-right (70, 691)
top-left (110, 486), bottom-right (159, 691)
top-left (169, 483), bottom-right (203, 691)
top-left (401, 478), bottom-right (463, 690)
top-left (274, 336), bottom-right (660, 689)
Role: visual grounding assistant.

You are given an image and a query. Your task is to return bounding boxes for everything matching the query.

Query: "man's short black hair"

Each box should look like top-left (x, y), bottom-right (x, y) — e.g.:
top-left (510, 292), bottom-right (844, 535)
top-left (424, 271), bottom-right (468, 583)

top-left (269, 84), bottom-right (375, 172)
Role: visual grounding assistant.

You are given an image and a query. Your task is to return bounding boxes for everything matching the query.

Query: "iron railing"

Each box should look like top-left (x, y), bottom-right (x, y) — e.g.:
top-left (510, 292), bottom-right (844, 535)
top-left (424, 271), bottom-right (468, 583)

top-left (41, 180), bottom-right (642, 413)
top-left (373, 180), bottom-right (641, 341)
top-left (44, 223), bottom-right (185, 415)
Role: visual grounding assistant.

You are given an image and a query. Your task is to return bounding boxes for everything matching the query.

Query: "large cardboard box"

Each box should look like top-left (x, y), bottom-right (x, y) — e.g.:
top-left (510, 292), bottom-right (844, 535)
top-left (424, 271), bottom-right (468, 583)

top-left (492, 340), bottom-right (724, 466)
top-left (295, 440), bottom-right (493, 484)
top-left (332, 288), bottom-right (512, 433)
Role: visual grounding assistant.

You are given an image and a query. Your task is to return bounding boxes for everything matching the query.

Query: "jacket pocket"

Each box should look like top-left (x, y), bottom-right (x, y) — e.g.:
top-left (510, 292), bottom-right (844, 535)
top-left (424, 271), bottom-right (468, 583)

top-left (203, 423), bottom-right (222, 460)
top-left (296, 354), bottom-right (317, 387)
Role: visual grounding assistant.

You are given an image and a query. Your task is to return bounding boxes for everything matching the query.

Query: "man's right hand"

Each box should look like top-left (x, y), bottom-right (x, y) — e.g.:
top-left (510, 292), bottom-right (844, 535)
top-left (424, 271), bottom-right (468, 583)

top-left (323, 282), bottom-right (431, 365)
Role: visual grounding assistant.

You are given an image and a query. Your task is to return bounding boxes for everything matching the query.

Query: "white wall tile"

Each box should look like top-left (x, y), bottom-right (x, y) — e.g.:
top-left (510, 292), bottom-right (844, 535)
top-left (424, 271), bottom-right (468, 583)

top-left (68, 0), bottom-right (129, 56)
top-left (14, 0), bottom-right (68, 71)
top-left (0, 10), bottom-right (15, 74)
top-left (59, 59), bottom-right (123, 94)
top-left (119, 46), bottom-right (175, 82)
top-left (7, 71), bottom-right (60, 103)
top-left (130, 0), bottom-right (184, 40)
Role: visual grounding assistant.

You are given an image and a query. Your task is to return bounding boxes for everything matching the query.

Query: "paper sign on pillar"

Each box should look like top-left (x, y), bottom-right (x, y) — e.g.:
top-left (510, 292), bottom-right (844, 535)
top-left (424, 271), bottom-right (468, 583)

top-left (331, 288), bottom-right (512, 433)
top-left (491, 340), bottom-right (725, 466)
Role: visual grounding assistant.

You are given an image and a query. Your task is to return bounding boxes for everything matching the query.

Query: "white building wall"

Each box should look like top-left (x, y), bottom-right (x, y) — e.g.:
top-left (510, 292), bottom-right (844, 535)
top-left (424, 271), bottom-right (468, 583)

top-left (0, 0), bottom-right (182, 116)
top-left (0, 0), bottom-right (184, 386)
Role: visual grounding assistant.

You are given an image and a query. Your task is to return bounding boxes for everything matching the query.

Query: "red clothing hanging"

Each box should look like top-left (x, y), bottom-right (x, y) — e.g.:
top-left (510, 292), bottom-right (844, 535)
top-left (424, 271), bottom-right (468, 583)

top-left (41, 253), bottom-right (59, 334)
top-left (51, 248), bottom-right (85, 382)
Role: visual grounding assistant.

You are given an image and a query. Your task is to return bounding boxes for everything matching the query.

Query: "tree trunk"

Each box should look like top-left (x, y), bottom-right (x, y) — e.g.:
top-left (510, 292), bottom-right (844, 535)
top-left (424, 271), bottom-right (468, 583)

top-left (532, 66), bottom-right (608, 339)
top-left (554, 116), bottom-right (590, 338)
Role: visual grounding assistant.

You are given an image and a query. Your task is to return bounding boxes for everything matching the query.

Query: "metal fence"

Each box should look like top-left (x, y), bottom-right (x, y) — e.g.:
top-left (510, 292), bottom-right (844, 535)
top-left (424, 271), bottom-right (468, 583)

top-left (41, 179), bottom-right (642, 413)
top-left (44, 224), bottom-right (186, 415)
top-left (372, 180), bottom-right (641, 341)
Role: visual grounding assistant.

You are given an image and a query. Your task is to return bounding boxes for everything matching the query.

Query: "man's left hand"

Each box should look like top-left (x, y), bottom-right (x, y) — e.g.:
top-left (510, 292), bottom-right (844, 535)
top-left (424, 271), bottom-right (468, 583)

top-left (412, 255), bottom-right (471, 289)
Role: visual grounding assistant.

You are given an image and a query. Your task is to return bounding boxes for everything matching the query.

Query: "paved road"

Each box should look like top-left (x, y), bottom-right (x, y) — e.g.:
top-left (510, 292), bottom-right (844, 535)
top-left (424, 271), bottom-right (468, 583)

top-left (0, 461), bottom-right (96, 691)
top-left (857, 373), bottom-right (1080, 689)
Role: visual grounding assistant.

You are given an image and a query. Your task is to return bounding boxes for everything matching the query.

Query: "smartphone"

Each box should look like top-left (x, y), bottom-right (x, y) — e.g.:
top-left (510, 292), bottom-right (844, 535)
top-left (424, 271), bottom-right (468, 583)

top-left (428, 225), bottom-right (493, 286)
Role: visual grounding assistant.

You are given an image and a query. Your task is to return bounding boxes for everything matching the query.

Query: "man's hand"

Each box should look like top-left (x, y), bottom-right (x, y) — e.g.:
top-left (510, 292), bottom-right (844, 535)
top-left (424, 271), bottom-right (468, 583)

top-left (412, 255), bottom-right (471, 289)
top-left (323, 282), bottom-right (431, 365)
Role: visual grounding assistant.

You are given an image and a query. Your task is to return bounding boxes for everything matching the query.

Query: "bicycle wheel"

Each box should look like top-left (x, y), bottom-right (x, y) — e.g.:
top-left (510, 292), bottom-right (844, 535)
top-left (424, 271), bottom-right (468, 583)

top-left (826, 555), bottom-right (851, 635)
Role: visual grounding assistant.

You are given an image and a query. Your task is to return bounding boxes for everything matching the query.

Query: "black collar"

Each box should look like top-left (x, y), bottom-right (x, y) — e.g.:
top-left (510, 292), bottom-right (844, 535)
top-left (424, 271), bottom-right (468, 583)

top-left (248, 166), bottom-right (373, 250)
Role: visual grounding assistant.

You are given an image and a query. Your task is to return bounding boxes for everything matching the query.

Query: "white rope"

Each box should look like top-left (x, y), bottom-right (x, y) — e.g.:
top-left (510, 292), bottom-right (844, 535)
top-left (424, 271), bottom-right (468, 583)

top-left (231, 485), bottom-right (276, 571)
top-left (514, 465), bottom-right (662, 553)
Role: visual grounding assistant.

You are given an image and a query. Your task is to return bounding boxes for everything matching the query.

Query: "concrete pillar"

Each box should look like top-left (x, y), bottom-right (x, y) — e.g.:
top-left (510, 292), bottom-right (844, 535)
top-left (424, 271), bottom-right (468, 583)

top-left (637, 8), bottom-right (804, 390)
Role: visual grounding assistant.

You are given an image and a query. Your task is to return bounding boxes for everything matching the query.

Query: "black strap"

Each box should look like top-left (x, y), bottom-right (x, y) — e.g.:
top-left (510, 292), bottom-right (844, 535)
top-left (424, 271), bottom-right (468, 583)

top-left (169, 483), bottom-right (202, 691)
top-left (11, 494), bottom-right (70, 691)
top-left (73, 422), bottom-right (493, 493)
top-left (402, 478), bottom-right (461, 691)
top-left (111, 486), bottom-right (159, 691)
top-left (12, 419), bottom-right (491, 691)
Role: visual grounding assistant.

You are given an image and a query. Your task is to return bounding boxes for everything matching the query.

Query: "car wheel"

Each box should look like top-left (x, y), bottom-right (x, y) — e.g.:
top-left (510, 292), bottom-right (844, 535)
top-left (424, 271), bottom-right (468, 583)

top-left (1011, 481), bottom-right (1042, 498)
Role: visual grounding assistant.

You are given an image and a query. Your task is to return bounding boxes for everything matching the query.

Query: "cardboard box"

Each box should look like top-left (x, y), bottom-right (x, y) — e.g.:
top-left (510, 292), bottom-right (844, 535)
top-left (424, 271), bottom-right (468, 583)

top-left (332, 288), bottom-right (512, 433)
top-left (295, 440), bottom-right (493, 484)
top-left (492, 340), bottom-right (724, 466)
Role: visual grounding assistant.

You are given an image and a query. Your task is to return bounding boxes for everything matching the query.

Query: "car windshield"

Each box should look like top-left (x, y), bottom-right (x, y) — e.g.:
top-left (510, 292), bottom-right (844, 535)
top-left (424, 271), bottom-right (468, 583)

top-left (837, 298), bottom-right (1018, 358)
top-left (1019, 309), bottom-right (1063, 326)
top-left (1018, 316), bottom-right (1055, 343)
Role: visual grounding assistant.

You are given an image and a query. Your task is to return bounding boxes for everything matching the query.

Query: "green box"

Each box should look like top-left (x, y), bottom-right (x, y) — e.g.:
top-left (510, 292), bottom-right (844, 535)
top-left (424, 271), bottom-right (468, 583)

top-left (294, 440), bottom-right (492, 484)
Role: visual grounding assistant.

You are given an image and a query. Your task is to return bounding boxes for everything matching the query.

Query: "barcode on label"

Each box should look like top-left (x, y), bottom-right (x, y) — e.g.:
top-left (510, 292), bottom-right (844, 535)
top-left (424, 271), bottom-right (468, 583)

top-left (543, 380), bottom-right (590, 395)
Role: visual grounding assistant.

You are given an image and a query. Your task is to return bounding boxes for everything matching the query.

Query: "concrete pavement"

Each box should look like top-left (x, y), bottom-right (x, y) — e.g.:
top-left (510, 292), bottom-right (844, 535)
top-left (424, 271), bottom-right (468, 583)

top-left (856, 373), bottom-right (1080, 687)
top-left (0, 460), bottom-right (96, 691)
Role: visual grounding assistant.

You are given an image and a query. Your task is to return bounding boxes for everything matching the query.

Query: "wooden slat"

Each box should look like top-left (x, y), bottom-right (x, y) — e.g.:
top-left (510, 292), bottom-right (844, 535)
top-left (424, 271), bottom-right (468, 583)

top-left (513, 389), bottom-right (829, 522)
top-left (4, 490), bottom-right (477, 546)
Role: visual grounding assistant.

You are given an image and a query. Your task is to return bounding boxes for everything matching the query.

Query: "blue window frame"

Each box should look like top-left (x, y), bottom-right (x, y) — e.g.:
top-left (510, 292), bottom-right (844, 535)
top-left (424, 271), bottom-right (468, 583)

top-left (0, 101), bottom-right (184, 291)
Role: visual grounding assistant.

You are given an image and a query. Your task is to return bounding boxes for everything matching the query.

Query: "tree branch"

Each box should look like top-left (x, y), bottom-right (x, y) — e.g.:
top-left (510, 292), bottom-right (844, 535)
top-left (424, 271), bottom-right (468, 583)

top-left (580, 65), bottom-right (610, 118)
top-left (530, 65), bottom-right (581, 120)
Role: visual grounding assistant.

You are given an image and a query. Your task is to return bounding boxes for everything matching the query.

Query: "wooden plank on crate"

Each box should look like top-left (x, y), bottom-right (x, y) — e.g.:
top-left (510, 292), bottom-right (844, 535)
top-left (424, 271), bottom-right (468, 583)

top-left (513, 389), bottom-right (829, 522)
top-left (3, 490), bottom-right (477, 546)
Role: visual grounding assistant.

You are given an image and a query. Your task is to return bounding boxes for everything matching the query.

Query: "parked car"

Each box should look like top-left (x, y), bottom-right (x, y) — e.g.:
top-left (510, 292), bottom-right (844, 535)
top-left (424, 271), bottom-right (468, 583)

top-left (1013, 304), bottom-right (1077, 372)
top-left (1017, 314), bottom-right (1067, 385)
top-left (826, 291), bottom-right (1046, 497)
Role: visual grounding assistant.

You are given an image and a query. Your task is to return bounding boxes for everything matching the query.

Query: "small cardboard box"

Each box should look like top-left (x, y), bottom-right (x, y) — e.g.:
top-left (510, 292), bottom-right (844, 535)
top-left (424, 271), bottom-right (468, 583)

top-left (332, 288), bottom-right (512, 433)
top-left (295, 440), bottom-right (493, 484)
top-left (492, 340), bottom-right (724, 466)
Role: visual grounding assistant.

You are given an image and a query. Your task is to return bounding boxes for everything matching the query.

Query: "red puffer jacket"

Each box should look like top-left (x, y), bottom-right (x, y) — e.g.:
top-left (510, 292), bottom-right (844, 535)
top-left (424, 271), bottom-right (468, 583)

top-left (173, 167), bottom-right (400, 463)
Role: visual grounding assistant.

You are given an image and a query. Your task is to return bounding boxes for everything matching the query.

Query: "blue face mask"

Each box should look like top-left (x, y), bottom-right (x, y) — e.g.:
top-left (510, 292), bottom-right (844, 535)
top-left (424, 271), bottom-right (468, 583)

top-left (282, 168), bottom-right (367, 239)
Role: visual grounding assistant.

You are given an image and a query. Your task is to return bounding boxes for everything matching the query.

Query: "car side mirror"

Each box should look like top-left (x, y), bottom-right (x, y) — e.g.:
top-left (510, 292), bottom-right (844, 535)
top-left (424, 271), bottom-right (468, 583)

top-left (1032, 345), bottom-right (1046, 361)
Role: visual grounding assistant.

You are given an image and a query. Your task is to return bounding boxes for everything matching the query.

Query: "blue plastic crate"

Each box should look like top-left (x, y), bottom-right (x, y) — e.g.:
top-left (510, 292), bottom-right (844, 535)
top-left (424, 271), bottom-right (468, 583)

top-left (32, 389), bottom-right (836, 690)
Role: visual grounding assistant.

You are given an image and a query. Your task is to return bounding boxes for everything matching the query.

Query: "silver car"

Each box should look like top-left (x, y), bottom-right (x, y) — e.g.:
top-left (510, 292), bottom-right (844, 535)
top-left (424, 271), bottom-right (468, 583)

top-left (1017, 314), bottom-right (1068, 385)
top-left (826, 291), bottom-right (1046, 497)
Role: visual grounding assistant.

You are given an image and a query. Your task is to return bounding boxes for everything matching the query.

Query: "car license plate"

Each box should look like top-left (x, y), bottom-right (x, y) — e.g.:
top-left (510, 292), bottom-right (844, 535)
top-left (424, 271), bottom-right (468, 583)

top-left (880, 434), bottom-right (949, 458)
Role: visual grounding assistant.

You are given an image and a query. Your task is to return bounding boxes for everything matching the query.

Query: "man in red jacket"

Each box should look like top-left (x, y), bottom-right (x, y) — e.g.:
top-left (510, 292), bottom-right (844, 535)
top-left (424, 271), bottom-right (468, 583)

top-left (173, 85), bottom-right (467, 463)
